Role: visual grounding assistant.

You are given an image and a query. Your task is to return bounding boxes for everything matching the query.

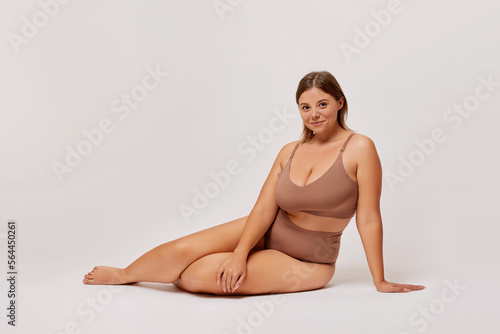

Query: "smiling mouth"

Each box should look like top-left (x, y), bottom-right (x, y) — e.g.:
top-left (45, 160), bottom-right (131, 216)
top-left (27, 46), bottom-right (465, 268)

top-left (311, 121), bottom-right (324, 125)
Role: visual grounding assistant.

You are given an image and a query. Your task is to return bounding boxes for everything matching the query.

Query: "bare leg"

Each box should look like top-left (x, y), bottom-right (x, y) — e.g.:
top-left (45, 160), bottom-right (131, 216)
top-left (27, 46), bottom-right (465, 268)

top-left (174, 250), bottom-right (336, 295)
top-left (83, 215), bottom-right (265, 285)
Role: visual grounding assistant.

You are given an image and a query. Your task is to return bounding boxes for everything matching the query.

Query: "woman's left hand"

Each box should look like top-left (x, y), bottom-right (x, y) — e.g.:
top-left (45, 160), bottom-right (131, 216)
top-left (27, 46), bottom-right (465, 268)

top-left (375, 280), bottom-right (426, 293)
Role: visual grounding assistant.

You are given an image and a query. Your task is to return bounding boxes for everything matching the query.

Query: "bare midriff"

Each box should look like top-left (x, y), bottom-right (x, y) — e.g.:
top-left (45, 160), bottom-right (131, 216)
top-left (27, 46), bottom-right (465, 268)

top-left (285, 211), bottom-right (351, 233)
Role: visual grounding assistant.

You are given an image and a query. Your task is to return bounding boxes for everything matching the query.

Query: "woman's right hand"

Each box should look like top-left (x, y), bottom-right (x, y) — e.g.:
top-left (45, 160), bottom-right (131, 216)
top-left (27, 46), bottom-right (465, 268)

top-left (217, 251), bottom-right (248, 293)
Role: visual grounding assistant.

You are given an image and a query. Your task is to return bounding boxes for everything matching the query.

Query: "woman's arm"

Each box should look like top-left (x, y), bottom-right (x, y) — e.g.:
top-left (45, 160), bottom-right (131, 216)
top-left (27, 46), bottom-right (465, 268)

top-left (354, 135), bottom-right (425, 293)
top-left (232, 147), bottom-right (286, 255)
top-left (217, 142), bottom-right (294, 293)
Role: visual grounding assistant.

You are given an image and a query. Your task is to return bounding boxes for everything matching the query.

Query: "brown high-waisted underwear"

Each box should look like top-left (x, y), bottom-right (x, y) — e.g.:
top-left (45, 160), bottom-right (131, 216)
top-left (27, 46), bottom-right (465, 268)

top-left (264, 208), bottom-right (343, 264)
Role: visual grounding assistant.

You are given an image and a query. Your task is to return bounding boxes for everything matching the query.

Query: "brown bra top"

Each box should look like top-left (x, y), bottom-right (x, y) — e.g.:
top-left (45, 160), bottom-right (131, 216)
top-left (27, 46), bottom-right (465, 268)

top-left (275, 133), bottom-right (358, 219)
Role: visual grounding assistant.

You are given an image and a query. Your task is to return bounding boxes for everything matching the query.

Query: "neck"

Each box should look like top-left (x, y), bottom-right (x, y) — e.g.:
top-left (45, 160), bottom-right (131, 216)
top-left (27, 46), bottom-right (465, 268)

top-left (308, 124), bottom-right (346, 145)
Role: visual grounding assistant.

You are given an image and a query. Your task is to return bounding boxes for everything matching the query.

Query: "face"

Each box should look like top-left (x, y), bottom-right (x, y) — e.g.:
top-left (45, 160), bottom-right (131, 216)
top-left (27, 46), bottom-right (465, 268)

top-left (298, 87), bottom-right (344, 135)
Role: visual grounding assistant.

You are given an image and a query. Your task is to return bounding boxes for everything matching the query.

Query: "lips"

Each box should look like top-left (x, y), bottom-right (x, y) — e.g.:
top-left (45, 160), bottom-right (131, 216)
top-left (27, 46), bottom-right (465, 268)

top-left (311, 121), bottom-right (324, 125)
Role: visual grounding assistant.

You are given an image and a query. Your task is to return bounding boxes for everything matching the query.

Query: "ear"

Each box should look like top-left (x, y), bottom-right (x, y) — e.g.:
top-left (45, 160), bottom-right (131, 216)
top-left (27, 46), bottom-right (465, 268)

top-left (338, 96), bottom-right (345, 110)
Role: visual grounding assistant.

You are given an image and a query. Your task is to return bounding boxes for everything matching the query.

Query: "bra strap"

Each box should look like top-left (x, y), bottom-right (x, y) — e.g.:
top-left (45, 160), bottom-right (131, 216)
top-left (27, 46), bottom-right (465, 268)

top-left (340, 133), bottom-right (356, 153)
top-left (289, 141), bottom-right (300, 159)
top-left (290, 134), bottom-right (355, 159)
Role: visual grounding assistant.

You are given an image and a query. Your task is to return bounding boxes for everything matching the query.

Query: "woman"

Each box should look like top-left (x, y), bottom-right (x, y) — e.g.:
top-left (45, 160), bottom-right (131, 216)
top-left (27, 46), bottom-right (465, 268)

top-left (83, 71), bottom-right (425, 295)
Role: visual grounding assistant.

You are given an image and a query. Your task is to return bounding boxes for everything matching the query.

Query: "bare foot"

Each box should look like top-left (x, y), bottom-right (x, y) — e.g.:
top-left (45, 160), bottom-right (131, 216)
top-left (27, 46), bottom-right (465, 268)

top-left (83, 266), bottom-right (128, 285)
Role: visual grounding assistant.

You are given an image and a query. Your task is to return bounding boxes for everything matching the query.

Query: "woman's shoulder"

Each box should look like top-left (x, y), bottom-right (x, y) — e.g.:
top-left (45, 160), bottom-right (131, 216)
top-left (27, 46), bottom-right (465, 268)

top-left (274, 140), bottom-right (300, 166)
top-left (277, 140), bottom-right (300, 158)
top-left (349, 132), bottom-right (377, 151)
top-left (281, 140), bottom-right (300, 151)
top-left (348, 132), bottom-right (380, 164)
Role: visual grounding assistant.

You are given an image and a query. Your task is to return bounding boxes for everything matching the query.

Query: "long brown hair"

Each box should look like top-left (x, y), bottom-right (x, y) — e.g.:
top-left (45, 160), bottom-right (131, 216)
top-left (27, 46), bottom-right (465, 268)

top-left (296, 71), bottom-right (354, 143)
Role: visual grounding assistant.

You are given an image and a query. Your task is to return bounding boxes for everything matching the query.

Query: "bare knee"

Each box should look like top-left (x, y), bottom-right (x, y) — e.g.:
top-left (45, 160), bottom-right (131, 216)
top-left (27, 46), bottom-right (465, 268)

top-left (175, 276), bottom-right (209, 294)
top-left (175, 266), bottom-right (215, 294)
top-left (174, 276), bottom-right (201, 293)
top-left (166, 238), bottom-right (195, 260)
top-left (175, 253), bottom-right (230, 294)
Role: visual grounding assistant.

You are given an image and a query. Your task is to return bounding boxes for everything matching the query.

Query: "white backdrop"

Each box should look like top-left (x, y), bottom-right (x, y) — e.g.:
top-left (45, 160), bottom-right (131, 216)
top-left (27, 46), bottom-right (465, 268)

top-left (1, 0), bottom-right (499, 333)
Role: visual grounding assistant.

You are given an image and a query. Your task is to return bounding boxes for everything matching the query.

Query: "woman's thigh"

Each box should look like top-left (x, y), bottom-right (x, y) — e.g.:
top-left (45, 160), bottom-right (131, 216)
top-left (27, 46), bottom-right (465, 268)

top-left (174, 249), bottom-right (335, 295)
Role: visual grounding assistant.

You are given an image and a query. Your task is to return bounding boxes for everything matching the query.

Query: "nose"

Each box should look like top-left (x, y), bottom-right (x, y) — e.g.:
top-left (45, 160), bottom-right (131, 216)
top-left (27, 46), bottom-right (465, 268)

top-left (312, 107), bottom-right (321, 118)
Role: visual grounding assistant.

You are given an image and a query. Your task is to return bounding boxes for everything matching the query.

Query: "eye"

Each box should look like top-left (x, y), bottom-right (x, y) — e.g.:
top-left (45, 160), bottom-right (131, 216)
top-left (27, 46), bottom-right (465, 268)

top-left (319, 102), bottom-right (327, 107)
top-left (301, 106), bottom-right (310, 110)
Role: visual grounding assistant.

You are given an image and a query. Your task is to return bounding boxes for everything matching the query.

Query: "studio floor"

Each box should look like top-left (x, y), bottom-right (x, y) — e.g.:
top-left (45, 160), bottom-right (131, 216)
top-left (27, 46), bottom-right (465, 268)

top-left (3, 266), bottom-right (496, 334)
